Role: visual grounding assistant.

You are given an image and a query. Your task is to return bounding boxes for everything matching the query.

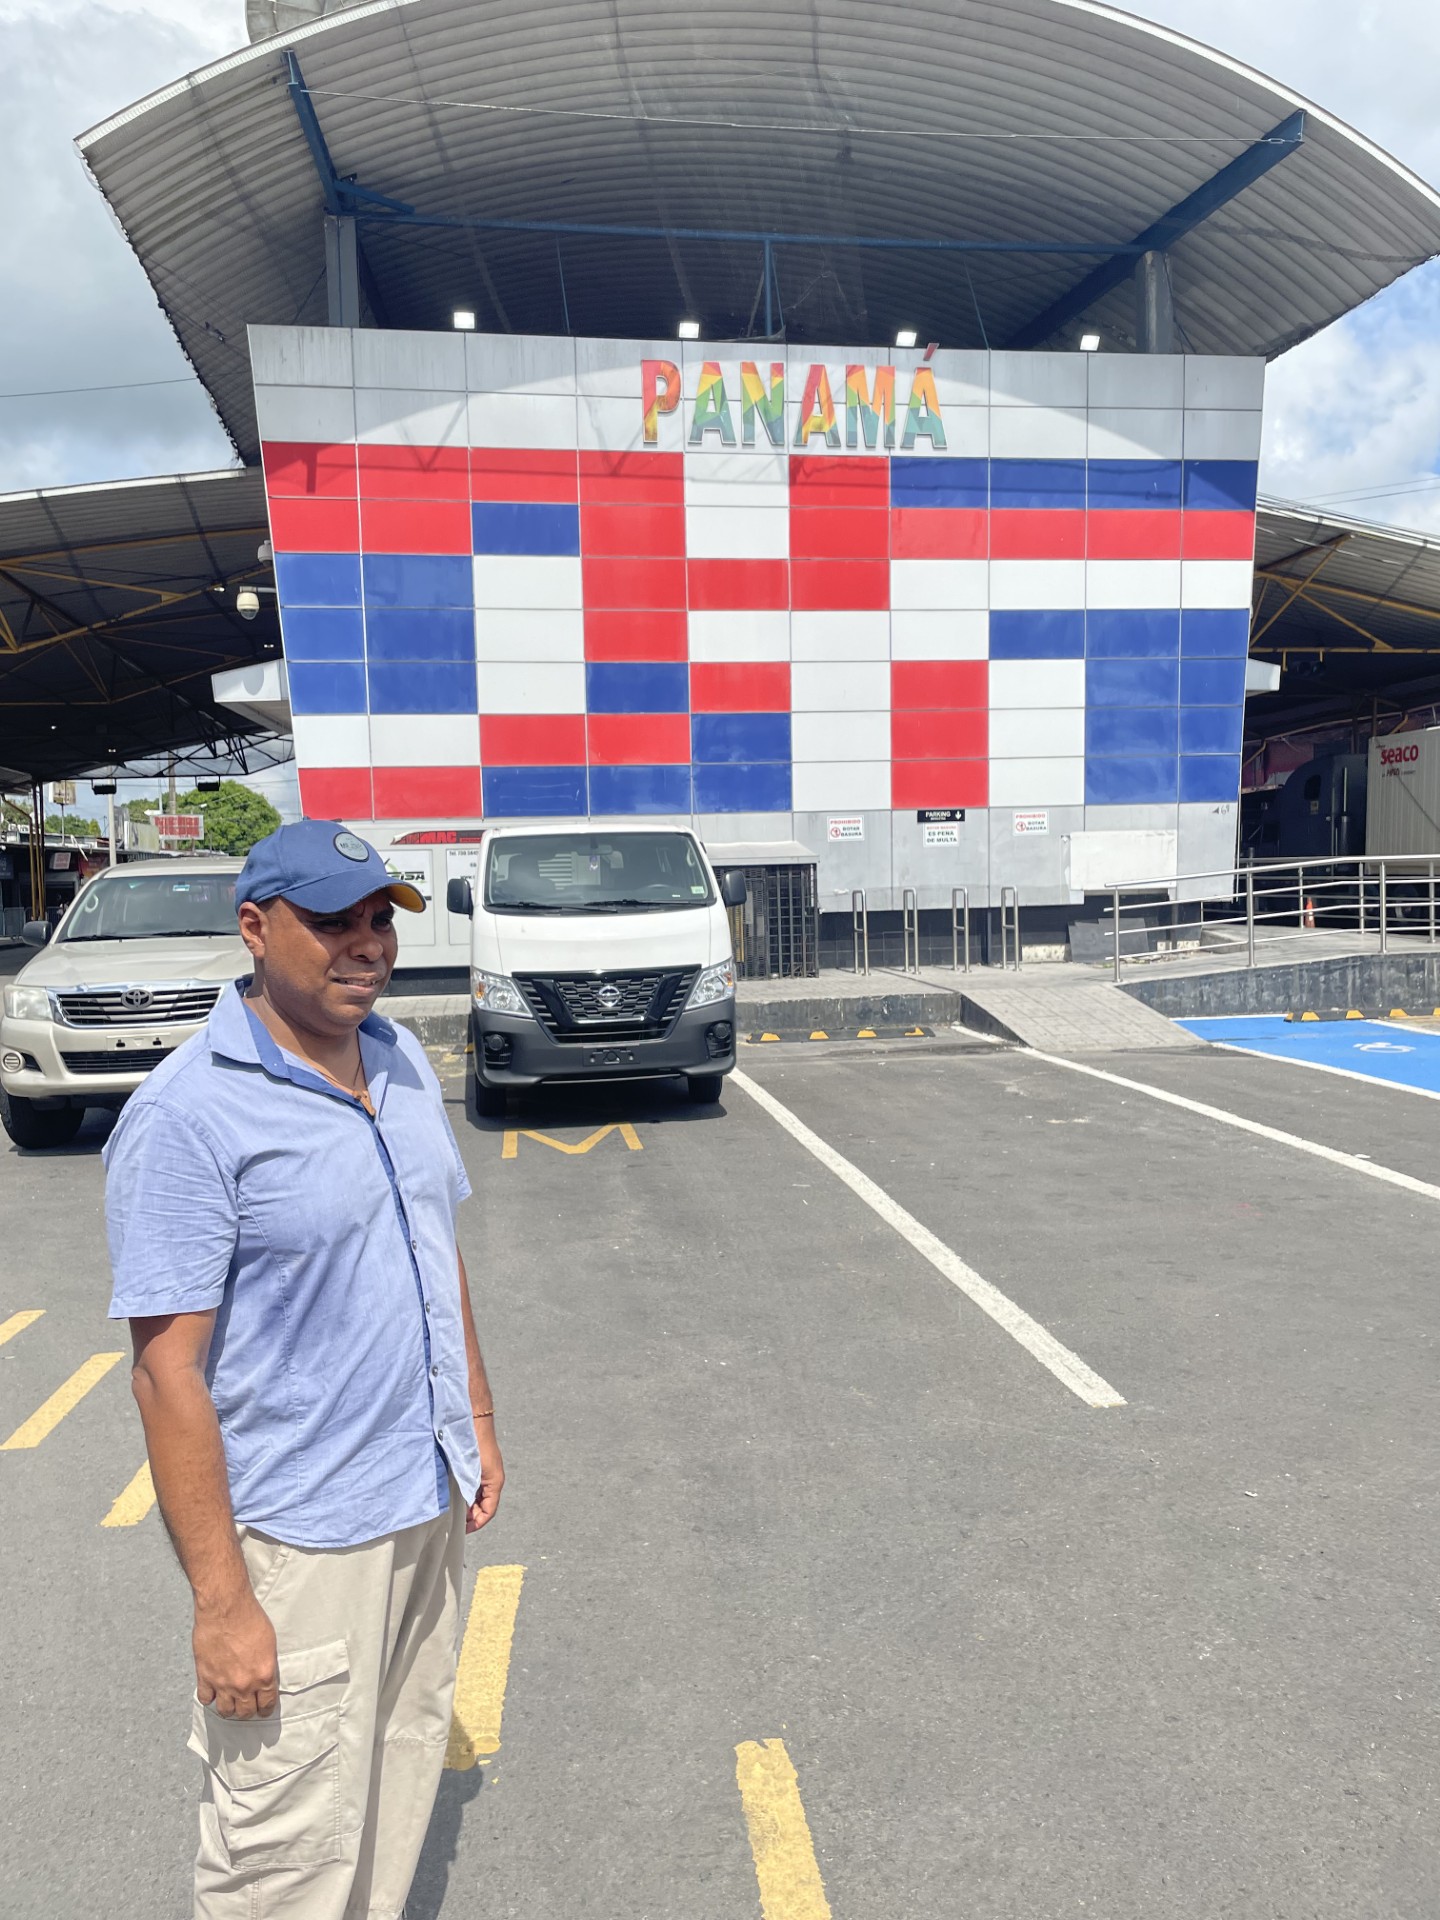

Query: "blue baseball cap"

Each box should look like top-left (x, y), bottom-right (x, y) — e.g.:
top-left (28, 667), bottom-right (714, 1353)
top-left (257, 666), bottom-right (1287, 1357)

top-left (235, 820), bottom-right (425, 915)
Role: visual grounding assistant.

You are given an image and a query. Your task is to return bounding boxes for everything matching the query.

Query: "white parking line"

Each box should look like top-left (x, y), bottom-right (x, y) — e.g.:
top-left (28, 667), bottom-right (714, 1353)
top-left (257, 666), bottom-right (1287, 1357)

top-left (730, 1070), bottom-right (1125, 1410)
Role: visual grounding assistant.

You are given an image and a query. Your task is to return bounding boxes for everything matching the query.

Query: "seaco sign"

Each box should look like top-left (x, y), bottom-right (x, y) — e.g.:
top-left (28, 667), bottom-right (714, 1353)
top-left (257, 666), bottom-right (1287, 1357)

top-left (1379, 742), bottom-right (1422, 771)
top-left (642, 359), bottom-right (946, 451)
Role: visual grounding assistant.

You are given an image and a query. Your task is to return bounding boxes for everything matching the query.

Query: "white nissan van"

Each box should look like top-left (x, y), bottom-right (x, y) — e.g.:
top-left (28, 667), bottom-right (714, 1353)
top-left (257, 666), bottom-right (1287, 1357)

top-left (447, 823), bottom-right (745, 1117)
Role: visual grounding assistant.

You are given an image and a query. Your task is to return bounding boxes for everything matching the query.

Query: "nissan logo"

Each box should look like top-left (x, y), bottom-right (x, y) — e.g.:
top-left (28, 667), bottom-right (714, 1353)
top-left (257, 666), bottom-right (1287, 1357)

top-left (121, 987), bottom-right (153, 1010)
top-left (596, 985), bottom-right (622, 1011)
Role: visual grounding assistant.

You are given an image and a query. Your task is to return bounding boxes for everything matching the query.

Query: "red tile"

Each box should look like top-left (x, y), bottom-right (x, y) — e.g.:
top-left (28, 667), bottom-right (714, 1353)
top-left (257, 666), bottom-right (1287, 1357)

top-left (358, 444), bottom-right (470, 500)
top-left (891, 660), bottom-right (988, 709)
top-left (1183, 512), bottom-right (1256, 560)
top-left (268, 495), bottom-right (361, 554)
top-left (582, 554), bottom-right (689, 610)
top-left (587, 713), bottom-right (692, 766)
top-left (889, 508), bottom-right (987, 561)
top-left (789, 506), bottom-right (889, 561)
top-left (890, 760), bottom-right (988, 810)
top-left (990, 510), bottom-right (1086, 560)
top-left (687, 558), bottom-right (790, 612)
top-left (299, 767), bottom-right (373, 819)
top-left (1087, 511), bottom-right (1183, 560)
top-left (579, 451), bottom-right (684, 505)
top-left (360, 498), bottom-right (473, 555)
top-left (891, 709), bottom-right (988, 760)
top-left (583, 610), bottom-right (690, 661)
top-left (480, 715), bottom-right (586, 766)
top-left (690, 663), bottom-right (790, 713)
top-left (371, 766), bottom-right (483, 818)
top-left (790, 558), bottom-right (890, 611)
top-left (262, 441), bottom-right (357, 499)
top-left (579, 503), bottom-right (688, 558)
top-left (789, 455), bottom-right (890, 508)
top-left (471, 448), bottom-right (578, 504)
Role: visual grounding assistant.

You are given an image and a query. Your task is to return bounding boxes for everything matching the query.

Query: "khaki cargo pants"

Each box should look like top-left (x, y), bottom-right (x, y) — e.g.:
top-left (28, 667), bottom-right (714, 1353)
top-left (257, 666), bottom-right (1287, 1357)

top-left (190, 1495), bottom-right (466, 1920)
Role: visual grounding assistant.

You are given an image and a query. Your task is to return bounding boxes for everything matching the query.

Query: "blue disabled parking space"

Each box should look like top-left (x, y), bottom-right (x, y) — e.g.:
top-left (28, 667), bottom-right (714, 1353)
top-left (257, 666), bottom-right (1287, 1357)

top-left (1177, 1015), bottom-right (1440, 1098)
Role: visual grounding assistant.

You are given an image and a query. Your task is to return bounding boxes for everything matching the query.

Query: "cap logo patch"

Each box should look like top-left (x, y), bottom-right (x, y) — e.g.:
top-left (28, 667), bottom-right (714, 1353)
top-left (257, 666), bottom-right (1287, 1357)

top-left (334, 832), bottom-right (370, 862)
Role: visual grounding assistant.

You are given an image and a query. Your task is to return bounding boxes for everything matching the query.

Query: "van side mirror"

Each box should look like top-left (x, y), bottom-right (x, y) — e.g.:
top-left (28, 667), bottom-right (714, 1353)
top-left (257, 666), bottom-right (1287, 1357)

top-left (21, 920), bottom-right (50, 947)
top-left (446, 878), bottom-right (473, 918)
top-left (719, 872), bottom-right (747, 908)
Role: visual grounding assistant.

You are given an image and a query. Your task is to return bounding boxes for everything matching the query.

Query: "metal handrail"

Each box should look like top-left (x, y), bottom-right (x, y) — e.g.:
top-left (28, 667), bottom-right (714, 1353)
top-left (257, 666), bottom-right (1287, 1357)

top-left (901, 888), bottom-right (920, 973)
top-left (850, 888), bottom-right (870, 976)
top-left (1000, 885), bottom-right (1022, 971)
top-left (950, 887), bottom-right (971, 973)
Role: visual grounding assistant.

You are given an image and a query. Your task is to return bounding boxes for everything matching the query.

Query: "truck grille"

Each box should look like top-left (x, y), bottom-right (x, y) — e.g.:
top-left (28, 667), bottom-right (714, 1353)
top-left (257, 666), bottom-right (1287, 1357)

top-left (514, 969), bottom-right (699, 1043)
top-left (60, 1047), bottom-right (172, 1076)
top-left (54, 986), bottom-right (222, 1028)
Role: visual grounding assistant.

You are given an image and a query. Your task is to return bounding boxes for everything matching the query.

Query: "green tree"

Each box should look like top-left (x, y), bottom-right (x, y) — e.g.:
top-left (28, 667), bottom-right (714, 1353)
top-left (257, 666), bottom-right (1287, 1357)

top-left (45, 813), bottom-right (102, 837)
top-left (125, 797), bottom-right (162, 823)
top-left (176, 782), bottom-right (280, 856)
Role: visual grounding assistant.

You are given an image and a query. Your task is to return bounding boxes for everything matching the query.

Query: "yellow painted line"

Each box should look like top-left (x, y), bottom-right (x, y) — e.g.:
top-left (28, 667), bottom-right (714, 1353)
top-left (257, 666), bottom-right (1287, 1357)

top-left (502, 1123), bottom-right (642, 1160)
top-left (101, 1460), bottom-right (156, 1529)
top-left (446, 1563), bottom-right (526, 1769)
top-left (735, 1739), bottom-right (833, 1920)
top-left (1, 1351), bottom-right (125, 1451)
top-left (0, 1310), bottom-right (44, 1348)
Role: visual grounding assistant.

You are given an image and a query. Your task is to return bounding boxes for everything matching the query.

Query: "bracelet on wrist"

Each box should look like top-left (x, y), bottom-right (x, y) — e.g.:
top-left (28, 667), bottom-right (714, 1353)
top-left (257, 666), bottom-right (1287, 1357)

top-left (472, 1407), bottom-right (495, 1421)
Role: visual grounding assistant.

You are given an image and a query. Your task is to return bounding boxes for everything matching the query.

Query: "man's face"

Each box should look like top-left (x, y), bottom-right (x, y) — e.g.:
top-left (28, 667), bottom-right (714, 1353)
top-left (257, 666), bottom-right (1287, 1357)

top-left (238, 891), bottom-right (398, 1036)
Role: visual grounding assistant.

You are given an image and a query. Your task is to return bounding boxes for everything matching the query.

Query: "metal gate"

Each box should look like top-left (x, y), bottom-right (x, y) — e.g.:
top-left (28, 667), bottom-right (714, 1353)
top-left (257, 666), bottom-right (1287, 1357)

top-left (716, 859), bottom-right (819, 979)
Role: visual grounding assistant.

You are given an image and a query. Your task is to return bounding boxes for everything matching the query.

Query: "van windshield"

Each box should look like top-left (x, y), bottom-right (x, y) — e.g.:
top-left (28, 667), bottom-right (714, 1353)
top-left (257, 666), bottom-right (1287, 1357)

top-left (485, 833), bottom-right (713, 914)
top-left (59, 872), bottom-right (239, 941)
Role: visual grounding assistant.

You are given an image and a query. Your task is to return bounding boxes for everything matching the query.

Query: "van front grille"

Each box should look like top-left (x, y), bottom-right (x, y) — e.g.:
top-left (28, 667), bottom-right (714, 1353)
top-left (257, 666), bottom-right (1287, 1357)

top-left (513, 969), bottom-right (699, 1043)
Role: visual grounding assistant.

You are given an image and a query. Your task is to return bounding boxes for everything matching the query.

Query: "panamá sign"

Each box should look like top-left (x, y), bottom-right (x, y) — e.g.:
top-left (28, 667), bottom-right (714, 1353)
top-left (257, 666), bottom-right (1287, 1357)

top-left (642, 360), bottom-right (946, 451)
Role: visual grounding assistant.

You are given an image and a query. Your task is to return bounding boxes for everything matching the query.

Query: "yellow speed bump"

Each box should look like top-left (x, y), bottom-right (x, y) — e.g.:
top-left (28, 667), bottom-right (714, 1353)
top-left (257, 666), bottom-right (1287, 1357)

top-left (760, 1032), bottom-right (781, 1043)
top-left (856, 1028), bottom-right (877, 1039)
top-left (809, 1031), bottom-right (829, 1042)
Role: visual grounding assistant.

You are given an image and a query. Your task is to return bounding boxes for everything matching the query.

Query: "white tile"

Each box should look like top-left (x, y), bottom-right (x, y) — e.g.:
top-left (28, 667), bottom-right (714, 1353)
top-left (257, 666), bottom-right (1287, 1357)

top-left (575, 337), bottom-right (682, 398)
top-left (1086, 354), bottom-right (1184, 410)
top-left (577, 393), bottom-right (649, 453)
top-left (687, 610), bottom-right (790, 662)
top-left (791, 661), bottom-right (890, 712)
top-left (785, 347), bottom-right (853, 390)
top-left (792, 762), bottom-right (891, 811)
top-left (890, 560), bottom-right (989, 611)
top-left (465, 332), bottom-right (576, 395)
top-left (989, 708), bottom-right (1086, 759)
top-left (476, 662), bottom-right (586, 714)
top-left (989, 352), bottom-right (1088, 408)
top-left (474, 608), bottom-right (585, 661)
top-left (989, 758), bottom-right (1086, 807)
top-left (893, 347), bottom-right (989, 408)
top-left (1084, 804), bottom-right (1179, 834)
top-left (1087, 559), bottom-right (1183, 609)
top-left (354, 388), bottom-right (468, 448)
top-left (1181, 560), bottom-right (1255, 609)
top-left (694, 811), bottom-right (794, 844)
top-left (468, 391), bottom-right (577, 450)
top-left (990, 560), bottom-right (1087, 610)
top-left (353, 330), bottom-right (468, 391)
top-left (989, 659), bottom-right (1086, 708)
top-left (1184, 356), bottom-right (1266, 410)
top-left (290, 713), bottom-right (370, 768)
top-left (368, 713), bottom-right (480, 768)
top-left (473, 555), bottom-right (583, 610)
top-left (248, 325), bottom-right (353, 388)
top-left (1184, 410), bottom-right (1263, 461)
top-left (990, 405), bottom-right (1088, 460)
top-left (890, 610), bottom-right (990, 660)
top-left (253, 383), bottom-right (356, 444)
top-left (683, 449), bottom-right (789, 508)
top-left (792, 711), bottom-right (891, 762)
top-left (905, 405), bottom-right (989, 458)
top-left (1086, 408), bottom-right (1184, 461)
top-left (789, 611), bottom-right (891, 661)
top-left (685, 505), bottom-right (790, 560)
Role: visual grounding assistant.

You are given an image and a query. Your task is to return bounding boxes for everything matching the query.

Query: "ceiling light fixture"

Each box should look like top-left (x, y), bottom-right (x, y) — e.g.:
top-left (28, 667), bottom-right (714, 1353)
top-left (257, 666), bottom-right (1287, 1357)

top-left (677, 319), bottom-right (701, 340)
top-left (895, 329), bottom-right (918, 349)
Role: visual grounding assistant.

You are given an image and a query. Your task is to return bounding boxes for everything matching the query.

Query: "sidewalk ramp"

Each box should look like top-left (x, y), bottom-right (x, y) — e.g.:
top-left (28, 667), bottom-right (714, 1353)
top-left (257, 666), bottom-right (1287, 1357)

top-left (960, 980), bottom-right (1201, 1053)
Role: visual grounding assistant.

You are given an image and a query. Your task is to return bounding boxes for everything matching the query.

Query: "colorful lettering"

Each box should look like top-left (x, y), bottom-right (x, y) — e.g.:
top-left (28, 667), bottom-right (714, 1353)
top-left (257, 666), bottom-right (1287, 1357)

top-left (740, 361), bottom-right (786, 447)
top-left (846, 365), bottom-right (896, 450)
top-left (795, 365), bottom-right (840, 449)
top-left (689, 362), bottom-right (737, 446)
top-left (901, 367), bottom-right (947, 451)
top-left (642, 359), bottom-right (682, 444)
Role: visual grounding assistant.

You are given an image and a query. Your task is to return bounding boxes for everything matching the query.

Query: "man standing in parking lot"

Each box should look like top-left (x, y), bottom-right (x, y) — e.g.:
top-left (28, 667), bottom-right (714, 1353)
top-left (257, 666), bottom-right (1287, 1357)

top-left (103, 819), bottom-right (504, 1919)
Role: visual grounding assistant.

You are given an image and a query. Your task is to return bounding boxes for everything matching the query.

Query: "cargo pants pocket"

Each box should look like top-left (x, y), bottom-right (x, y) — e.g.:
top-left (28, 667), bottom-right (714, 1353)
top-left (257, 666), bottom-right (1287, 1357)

top-left (188, 1639), bottom-right (350, 1870)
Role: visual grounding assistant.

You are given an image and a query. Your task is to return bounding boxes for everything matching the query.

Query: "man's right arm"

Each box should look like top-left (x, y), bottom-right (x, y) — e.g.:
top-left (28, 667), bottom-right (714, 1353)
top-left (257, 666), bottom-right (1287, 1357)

top-left (130, 1312), bottom-right (278, 1722)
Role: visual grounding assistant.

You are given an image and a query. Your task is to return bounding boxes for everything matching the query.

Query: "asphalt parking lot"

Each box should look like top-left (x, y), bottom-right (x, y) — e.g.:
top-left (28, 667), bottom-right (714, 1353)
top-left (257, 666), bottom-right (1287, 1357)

top-left (2, 1027), bottom-right (1438, 1918)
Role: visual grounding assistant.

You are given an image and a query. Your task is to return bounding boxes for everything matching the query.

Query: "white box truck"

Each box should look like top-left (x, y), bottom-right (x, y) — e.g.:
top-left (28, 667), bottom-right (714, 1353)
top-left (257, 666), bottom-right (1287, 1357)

top-left (1366, 725), bottom-right (1440, 863)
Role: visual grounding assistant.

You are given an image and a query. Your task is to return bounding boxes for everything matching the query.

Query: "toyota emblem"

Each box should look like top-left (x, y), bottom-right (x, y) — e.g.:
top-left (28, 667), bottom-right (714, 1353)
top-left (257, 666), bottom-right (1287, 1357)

top-left (596, 985), bottom-right (622, 1011)
top-left (121, 986), bottom-right (153, 1010)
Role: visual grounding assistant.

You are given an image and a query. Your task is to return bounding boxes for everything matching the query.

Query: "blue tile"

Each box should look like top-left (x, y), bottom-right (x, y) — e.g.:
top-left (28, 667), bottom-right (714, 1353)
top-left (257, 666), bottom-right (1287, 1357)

top-left (1181, 609), bottom-right (1250, 657)
top-left (1180, 658), bottom-right (1247, 706)
top-left (280, 606), bottom-right (365, 662)
top-left (1087, 658), bottom-right (1180, 707)
top-left (990, 459), bottom-right (1087, 510)
top-left (889, 458), bottom-right (989, 509)
top-left (691, 713), bottom-right (792, 764)
top-left (1086, 610), bottom-right (1180, 659)
top-left (589, 764), bottom-right (693, 814)
top-left (989, 610), bottom-right (1085, 660)
top-left (1180, 707), bottom-right (1244, 755)
top-left (471, 501), bottom-right (580, 556)
top-left (1086, 707), bottom-right (1179, 757)
top-left (1085, 757), bottom-right (1179, 805)
top-left (1086, 461), bottom-right (1183, 510)
top-left (586, 663), bottom-right (690, 715)
top-left (276, 551), bottom-right (361, 607)
top-left (362, 553), bottom-right (472, 609)
top-left (482, 766), bottom-right (588, 817)
top-left (1183, 461), bottom-right (1258, 512)
top-left (365, 607), bottom-right (475, 663)
top-left (367, 660), bottom-right (476, 715)
top-left (693, 762), bottom-right (793, 812)
top-left (1179, 756), bottom-right (1241, 804)
top-left (287, 661), bottom-right (368, 715)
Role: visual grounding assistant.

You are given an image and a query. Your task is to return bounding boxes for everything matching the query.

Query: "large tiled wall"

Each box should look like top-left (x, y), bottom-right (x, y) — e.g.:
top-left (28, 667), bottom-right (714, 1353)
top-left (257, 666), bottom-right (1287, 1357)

top-left (252, 326), bottom-right (1260, 905)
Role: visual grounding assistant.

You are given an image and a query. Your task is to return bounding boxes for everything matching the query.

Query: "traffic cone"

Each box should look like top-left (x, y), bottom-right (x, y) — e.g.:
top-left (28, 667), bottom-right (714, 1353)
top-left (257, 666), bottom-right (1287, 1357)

top-left (1303, 897), bottom-right (1316, 929)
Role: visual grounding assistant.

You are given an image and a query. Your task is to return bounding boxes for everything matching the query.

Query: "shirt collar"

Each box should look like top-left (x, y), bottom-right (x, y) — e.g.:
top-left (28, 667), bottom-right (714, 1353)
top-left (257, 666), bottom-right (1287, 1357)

top-left (209, 980), bottom-right (397, 1102)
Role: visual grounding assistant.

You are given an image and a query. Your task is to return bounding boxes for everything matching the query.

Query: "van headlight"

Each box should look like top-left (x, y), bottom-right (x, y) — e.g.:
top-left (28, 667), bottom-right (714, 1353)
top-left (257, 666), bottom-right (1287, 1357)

top-left (471, 969), bottom-right (533, 1019)
top-left (686, 962), bottom-right (735, 1010)
top-left (4, 986), bottom-right (52, 1023)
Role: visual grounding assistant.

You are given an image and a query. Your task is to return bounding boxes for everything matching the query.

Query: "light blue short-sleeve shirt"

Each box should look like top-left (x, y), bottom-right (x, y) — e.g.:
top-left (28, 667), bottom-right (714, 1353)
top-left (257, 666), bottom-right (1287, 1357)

top-left (104, 982), bottom-right (482, 1550)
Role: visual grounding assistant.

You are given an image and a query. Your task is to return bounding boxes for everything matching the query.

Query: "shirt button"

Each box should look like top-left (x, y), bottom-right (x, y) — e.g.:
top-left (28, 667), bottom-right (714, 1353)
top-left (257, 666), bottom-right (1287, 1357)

top-left (437, 1428), bottom-right (444, 1441)
top-left (411, 1239), bottom-right (418, 1252)
top-left (431, 1364), bottom-right (440, 1379)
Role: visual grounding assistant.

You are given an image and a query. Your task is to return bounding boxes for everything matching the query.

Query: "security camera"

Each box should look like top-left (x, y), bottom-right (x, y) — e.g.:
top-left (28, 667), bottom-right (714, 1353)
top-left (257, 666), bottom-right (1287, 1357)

top-left (236, 587), bottom-right (260, 620)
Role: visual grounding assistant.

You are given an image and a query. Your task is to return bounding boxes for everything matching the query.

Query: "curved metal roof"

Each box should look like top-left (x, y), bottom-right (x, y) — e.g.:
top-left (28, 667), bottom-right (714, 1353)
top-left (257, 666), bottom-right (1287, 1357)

top-left (79, 0), bottom-right (1440, 462)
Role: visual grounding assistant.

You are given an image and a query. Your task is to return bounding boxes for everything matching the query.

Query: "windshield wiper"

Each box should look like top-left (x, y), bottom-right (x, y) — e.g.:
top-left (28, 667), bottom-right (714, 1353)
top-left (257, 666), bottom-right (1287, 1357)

top-left (489, 899), bottom-right (565, 913)
top-left (591, 897), bottom-right (689, 912)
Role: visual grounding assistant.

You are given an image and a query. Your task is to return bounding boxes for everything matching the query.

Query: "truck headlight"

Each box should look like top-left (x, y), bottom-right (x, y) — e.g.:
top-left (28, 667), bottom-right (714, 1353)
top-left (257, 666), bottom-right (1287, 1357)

top-left (686, 962), bottom-right (735, 1010)
top-left (471, 969), bottom-right (533, 1019)
top-left (3, 986), bottom-right (52, 1023)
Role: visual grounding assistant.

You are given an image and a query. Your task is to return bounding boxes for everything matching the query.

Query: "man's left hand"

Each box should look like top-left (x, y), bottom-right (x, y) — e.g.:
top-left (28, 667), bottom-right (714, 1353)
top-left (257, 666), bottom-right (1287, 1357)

top-left (467, 1419), bottom-right (504, 1532)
